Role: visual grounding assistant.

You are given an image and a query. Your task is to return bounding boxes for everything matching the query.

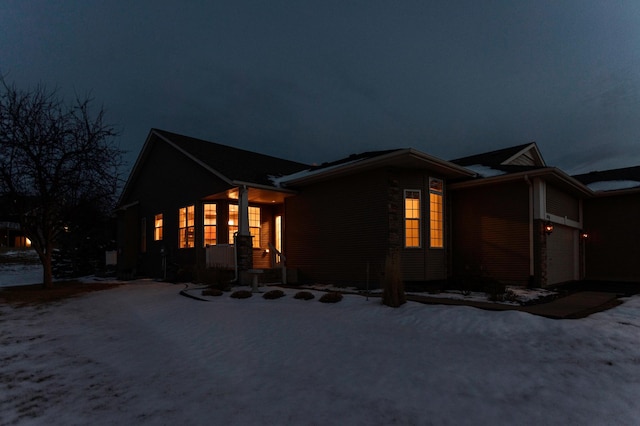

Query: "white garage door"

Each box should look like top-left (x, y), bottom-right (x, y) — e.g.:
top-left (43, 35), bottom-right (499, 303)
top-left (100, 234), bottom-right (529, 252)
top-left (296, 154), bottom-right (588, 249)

top-left (547, 225), bottom-right (578, 285)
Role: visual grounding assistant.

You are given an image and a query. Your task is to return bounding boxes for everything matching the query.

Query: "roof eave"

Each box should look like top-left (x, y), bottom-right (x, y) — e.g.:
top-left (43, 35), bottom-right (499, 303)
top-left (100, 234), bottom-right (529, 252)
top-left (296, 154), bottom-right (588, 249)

top-left (231, 180), bottom-right (298, 195)
top-left (590, 187), bottom-right (640, 197)
top-left (449, 167), bottom-right (593, 197)
top-left (282, 148), bottom-right (475, 186)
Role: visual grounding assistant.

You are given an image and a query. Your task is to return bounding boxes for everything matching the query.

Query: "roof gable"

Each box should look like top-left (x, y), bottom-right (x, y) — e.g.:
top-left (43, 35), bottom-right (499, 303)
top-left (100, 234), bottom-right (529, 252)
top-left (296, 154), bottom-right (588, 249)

top-left (452, 142), bottom-right (546, 168)
top-left (154, 129), bottom-right (309, 185)
top-left (118, 129), bottom-right (309, 206)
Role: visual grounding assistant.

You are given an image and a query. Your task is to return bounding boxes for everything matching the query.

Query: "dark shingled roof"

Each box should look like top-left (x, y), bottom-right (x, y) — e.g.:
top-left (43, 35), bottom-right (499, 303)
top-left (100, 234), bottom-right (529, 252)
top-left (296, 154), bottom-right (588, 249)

top-left (573, 165), bottom-right (640, 185)
top-left (308, 149), bottom-right (404, 171)
top-left (153, 129), bottom-right (310, 186)
top-left (451, 143), bottom-right (534, 167)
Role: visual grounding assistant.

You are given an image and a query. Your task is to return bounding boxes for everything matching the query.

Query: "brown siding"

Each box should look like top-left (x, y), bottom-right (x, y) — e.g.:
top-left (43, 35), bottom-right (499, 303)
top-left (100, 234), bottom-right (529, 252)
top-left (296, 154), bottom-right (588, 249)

top-left (583, 193), bottom-right (640, 282)
top-left (547, 185), bottom-right (579, 221)
top-left (451, 181), bottom-right (530, 286)
top-left (285, 170), bottom-right (390, 286)
top-left (120, 137), bottom-right (231, 278)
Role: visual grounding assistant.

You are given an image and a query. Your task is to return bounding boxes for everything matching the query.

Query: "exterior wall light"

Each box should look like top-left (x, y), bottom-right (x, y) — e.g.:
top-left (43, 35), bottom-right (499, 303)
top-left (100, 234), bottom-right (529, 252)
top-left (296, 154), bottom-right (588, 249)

top-left (544, 221), bottom-right (554, 235)
top-left (580, 231), bottom-right (589, 239)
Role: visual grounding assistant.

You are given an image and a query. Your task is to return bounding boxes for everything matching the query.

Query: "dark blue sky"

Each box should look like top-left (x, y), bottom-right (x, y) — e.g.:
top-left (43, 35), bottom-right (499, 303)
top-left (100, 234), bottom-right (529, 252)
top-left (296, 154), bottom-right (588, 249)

top-left (2, 0), bottom-right (640, 174)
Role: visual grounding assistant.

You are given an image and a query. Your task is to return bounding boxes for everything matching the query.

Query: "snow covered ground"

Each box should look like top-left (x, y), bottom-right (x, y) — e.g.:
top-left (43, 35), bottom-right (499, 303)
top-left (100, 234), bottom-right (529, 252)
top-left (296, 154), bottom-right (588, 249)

top-left (1, 280), bottom-right (640, 425)
top-left (0, 250), bottom-right (42, 287)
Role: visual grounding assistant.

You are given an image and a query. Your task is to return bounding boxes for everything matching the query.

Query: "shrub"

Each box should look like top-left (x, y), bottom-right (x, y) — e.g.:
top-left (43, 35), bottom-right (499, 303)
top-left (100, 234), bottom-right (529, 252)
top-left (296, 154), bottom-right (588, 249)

top-left (230, 290), bottom-right (253, 299)
top-left (195, 267), bottom-right (234, 289)
top-left (484, 279), bottom-right (507, 302)
top-left (319, 292), bottom-right (343, 303)
top-left (202, 288), bottom-right (224, 297)
top-left (294, 291), bottom-right (315, 300)
top-left (263, 289), bottom-right (286, 300)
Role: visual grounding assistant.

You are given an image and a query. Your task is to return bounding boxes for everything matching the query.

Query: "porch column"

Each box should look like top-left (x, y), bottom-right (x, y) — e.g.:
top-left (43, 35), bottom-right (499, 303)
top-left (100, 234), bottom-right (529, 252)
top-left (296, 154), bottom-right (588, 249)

top-left (238, 186), bottom-right (250, 236)
top-left (235, 186), bottom-right (254, 282)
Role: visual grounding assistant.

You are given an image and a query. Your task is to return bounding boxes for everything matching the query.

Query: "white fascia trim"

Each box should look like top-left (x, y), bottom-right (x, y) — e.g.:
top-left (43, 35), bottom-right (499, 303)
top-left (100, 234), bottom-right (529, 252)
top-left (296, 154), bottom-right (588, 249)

top-left (546, 213), bottom-right (582, 230)
top-left (231, 180), bottom-right (297, 195)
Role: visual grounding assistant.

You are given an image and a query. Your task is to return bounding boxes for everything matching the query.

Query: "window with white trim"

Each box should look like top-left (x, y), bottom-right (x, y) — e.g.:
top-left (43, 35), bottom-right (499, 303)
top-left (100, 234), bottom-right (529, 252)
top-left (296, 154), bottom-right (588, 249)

top-left (228, 204), bottom-right (261, 248)
top-left (178, 205), bottom-right (195, 248)
top-left (154, 214), bottom-right (163, 241)
top-left (203, 204), bottom-right (217, 247)
top-left (404, 190), bottom-right (421, 248)
top-left (429, 178), bottom-right (444, 248)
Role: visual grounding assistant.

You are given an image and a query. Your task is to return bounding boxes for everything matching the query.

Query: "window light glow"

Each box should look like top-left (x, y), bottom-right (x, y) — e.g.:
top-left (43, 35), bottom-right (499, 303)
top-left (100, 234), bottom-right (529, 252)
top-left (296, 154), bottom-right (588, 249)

top-left (203, 204), bottom-right (217, 246)
top-left (179, 205), bottom-right (195, 248)
top-left (154, 214), bottom-right (163, 241)
top-left (404, 190), bottom-right (421, 248)
top-left (429, 178), bottom-right (444, 249)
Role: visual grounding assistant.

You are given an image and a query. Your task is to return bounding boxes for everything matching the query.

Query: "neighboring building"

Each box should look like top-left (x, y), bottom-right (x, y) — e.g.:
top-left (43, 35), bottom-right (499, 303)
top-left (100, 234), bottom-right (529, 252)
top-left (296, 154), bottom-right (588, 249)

top-left (116, 129), bottom-right (639, 288)
top-left (0, 196), bottom-right (30, 248)
top-left (573, 166), bottom-right (640, 283)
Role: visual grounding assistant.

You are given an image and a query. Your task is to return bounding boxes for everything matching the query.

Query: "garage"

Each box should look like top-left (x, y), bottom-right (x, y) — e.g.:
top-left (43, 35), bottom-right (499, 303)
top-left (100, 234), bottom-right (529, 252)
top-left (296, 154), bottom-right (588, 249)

top-left (547, 224), bottom-right (579, 285)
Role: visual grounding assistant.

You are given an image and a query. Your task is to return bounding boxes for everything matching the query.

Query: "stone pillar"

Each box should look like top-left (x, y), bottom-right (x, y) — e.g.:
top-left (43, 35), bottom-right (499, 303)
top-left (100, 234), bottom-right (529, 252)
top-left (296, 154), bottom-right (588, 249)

top-left (236, 234), bottom-right (254, 284)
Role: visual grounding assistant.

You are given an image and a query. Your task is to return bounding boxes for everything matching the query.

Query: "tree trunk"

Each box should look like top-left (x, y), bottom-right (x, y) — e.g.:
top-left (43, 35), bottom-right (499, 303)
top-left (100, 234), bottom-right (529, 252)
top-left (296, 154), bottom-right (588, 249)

top-left (42, 249), bottom-right (54, 288)
top-left (382, 248), bottom-right (406, 308)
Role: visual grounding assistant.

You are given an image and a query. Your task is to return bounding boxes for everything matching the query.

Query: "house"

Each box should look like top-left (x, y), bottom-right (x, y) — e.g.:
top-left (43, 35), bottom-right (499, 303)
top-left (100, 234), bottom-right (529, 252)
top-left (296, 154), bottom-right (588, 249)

top-left (116, 129), bottom-right (309, 281)
top-left (117, 129), bottom-right (638, 288)
top-left (448, 143), bottom-right (591, 287)
top-left (0, 196), bottom-right (30, 248)
top-left (573, 166), bottom-right (640, 283)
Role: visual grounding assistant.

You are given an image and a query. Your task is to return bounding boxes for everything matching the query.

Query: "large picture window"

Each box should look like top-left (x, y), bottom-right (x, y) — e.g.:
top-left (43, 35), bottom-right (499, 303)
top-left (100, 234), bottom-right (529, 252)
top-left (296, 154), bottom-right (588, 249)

top-left (178, 205), bottom-right (195, 248)
top-left (228, 204), bottom-right (261, 248)
top-left (429, 178), bottom-right (444, 248)
top-left (203, 203), bottom-right (217, 247)
top-left (404, 190), bottom-right (421, 248)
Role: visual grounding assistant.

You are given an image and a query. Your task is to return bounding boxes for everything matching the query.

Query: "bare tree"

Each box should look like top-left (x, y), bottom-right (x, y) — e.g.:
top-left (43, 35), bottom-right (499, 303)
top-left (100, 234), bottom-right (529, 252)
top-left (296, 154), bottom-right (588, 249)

top-left (0, 78), bottom-right (123, 288)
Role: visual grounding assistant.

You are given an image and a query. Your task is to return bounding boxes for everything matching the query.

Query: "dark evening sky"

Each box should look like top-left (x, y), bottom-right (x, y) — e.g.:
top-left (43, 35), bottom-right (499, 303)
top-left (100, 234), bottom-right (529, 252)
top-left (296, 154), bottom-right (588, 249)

top-left (2, 0), bottom-right (640, 175)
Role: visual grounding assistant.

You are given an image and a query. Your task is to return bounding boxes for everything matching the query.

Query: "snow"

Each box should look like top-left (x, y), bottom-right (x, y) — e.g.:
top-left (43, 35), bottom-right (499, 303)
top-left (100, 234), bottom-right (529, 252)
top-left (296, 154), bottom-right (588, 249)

top-left (2, 278), bottom-right (640, 425)
top-left (465, 164), bottom-right (507, 178)
top-left (587, 180), bottom-right (640, 192)
top-left (0, 250), bottom-right (43, 287)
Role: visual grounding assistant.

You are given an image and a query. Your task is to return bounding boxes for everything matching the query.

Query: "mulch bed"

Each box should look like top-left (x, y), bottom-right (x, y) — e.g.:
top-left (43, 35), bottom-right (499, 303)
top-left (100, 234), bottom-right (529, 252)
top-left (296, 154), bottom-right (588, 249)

top-left (0, 281), bottom-right (121, 307)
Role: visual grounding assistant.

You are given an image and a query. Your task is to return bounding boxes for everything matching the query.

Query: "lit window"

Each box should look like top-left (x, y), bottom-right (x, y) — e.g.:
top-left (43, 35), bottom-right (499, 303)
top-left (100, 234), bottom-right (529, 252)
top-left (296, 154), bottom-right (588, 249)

top-left (404, 190), bottom-right (421, 248)
top-left (203, 204), bottom-right (217, 247)
top-left (154, 214), bottom-right (163, 241)
top-left (249, 206), bottom-right (260, 248)
top-left (429, 178), bottom-right (444, 248)
top-left (228, 204), bottom-right (261, 248)
top-left (179, 205), bottom-right (195, 248)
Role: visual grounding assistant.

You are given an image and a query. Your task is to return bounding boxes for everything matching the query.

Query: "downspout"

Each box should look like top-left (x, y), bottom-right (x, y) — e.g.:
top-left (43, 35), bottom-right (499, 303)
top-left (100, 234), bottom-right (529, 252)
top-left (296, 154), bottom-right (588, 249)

top-left (524, 175), bottom-right (535, 285)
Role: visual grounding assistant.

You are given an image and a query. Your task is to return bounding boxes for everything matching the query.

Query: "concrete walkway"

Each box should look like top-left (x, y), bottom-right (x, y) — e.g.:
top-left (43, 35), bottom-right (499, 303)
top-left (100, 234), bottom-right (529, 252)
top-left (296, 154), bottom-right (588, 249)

top-left (406, 291), bottom-right (621, 319)
top-left (518, 291), bottom-right (621, 319)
